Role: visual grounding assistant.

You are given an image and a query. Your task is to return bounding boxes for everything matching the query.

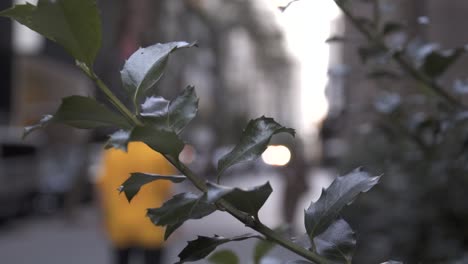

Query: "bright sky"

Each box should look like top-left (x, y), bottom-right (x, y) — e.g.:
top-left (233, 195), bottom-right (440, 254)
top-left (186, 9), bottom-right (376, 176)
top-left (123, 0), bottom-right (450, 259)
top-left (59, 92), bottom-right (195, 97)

top-left (278, 0), bottom-right (341, 132)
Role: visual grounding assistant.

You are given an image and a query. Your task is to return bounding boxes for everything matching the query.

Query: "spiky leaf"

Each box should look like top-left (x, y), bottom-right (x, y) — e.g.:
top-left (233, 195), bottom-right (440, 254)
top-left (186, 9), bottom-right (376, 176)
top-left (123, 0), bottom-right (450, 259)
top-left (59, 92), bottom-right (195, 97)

top-left (54, 96), bottom-right (130, 128)
top-left (176, 234), bottom-right (257, 264)
top-left (167, 86), bottom-right (199, 133)
top-left (217, 117), bottom-right (294, 180)
top-left (314, 219), bottom-right (356, 263)
top-left (121, 42), bottom-right (196, 103)
top-left (119, 173), bottom-right (186, 202)
top-left (206, 182), bottom-right (272, 217)
top-left (23, 96), bottom-right (131, 138)
top-left (104, 130), bottom-right (131, 152)
top-left (130, 125), bottom-right (184, 157)
top-left (147, 193), bottom-right (216, 240)
top-left (325, 36), bottom-right (347, 43)
top-left (141, 86), bottom-right (199, 134)
top-left (140, 96), bottom-right (170, 118)
top-left (358, 45), bottom-right (386, 63)
top-left (208, 250), bottom-right (239, 264)
top-left (0, 0), bottom-right (101, 66)
top-left (382, 22), bottom-right (405, 36)
top-left (305, 169), bottom-right (380, 240)
top-left (421, 47), bottom-right (466, 78)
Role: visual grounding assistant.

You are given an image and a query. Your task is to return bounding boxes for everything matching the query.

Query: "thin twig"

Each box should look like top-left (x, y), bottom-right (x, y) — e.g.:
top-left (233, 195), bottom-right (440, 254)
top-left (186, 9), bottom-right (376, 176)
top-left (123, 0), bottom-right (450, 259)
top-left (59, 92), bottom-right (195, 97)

top-left (333, 0), bottom-right (464, 110)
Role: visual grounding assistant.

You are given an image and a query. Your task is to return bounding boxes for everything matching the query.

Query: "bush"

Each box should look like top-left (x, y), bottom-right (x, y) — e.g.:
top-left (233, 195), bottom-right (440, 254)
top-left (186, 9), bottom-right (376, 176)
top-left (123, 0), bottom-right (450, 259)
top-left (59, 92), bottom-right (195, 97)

top-left (0, 0), bottom-right (406, 263)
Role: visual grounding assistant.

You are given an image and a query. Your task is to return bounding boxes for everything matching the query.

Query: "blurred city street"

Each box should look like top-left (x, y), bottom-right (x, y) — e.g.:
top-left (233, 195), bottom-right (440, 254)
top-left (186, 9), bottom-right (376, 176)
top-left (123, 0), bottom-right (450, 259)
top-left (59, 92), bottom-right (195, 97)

top-left (2, 0), bottom-right (468, 263)
top-left (0, 171), bottom-right (333, 264)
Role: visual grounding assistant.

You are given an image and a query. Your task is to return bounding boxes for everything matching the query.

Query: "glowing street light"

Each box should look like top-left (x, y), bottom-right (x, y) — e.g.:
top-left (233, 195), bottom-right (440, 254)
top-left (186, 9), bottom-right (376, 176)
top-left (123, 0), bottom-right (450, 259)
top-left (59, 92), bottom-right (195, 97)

top-left (262, 145), bottom-right (291, 166)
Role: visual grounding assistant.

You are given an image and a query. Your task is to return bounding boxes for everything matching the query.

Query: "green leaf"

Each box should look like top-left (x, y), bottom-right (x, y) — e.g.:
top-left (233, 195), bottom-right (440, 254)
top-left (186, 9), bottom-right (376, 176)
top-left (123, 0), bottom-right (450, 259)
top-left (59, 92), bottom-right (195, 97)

top-left (304, 168), bottom-right (380, 240)
top-left (382, 22), bottom-right (405, 36)
top-left (176, 234), bottom-right (257, 264)
top-left (55, 96), bottom-right (131, 128)
top-left (23, 96), bottom-right (131, 138)
top-left (217, 117), bottom-right (295, 180)
top-left (206, 182), bottom-right (272, 217)
top-left (314, 219), bottom-right (356, 264)
top-left (167, 86), bottom-right (199, 134)
top-left (208, 250), bottom-right (239, 264)
top-left (147, 193), bottom-right (217, 240)
top-left (104, 130), bottom-right (131, 152)
top-left (119, 173), bottom-right (186, 202)
top-left (121, 42), bottom-right (196, 103)
top-left (0, 0), bottom-right (101, 66)
top-left (421, 47), bottom-right (466, 78)
top-left (141, 86), bottom-right (199, 134)
top-left (358, 45), bottom-right (386, 64)
top-left (366, 69), bottom-right (401, 80)
top-left (253, 238), bottom-right (276, 264)
top-left (325, 36), bottom-right (347, 43)
top-left (355, 16), bottom-right (375, 30)
top-left (130, 125), bottom-right (184, 157)
top-left (286, 261), bottom-right (314, 264)
top-left (23, 115), bottom-right (53, 139)
top-left (141, 96), bottom-right (170, 119)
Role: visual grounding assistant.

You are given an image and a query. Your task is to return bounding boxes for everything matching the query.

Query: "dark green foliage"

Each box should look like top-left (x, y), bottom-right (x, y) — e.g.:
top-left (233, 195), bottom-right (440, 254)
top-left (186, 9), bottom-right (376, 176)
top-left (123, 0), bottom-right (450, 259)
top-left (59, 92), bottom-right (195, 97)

top-left (217, 117), bottom-right (295, 181)
top-left (104, 130), bottom-right (131, 152)
top-left (208, 250), bottom-right (239, 264)
top-left (121, 42), bottom-right (196, 105)
top-left (141, 86), bottom-right (199, 134)
top-left (329, 0), bottom-right (468, 263)
top-left (421, 47), bottom-right (466, 78)
top-left (326, 36), bottom-right (347, 43)
top-left (52, 96), bottom-right (131, 129)
top-left (0, 0), bottom-right (101, 66)
top-left (129, 126), bottom-right (185, 157)
top-left (305, 169), bottom-right (380, 240)
top-left (176, 234), bottom-right (257, 264)
top-left (314, 219), bottom-right (356, 264)
top-left (23, 96), bottom-right (131, 138)
top-left (206, 182), bottom-right (273, 217)
top-left (381, 22), bottom-right (405, 36)
top-left (147, 193), bottom-right (217, 240)
top-left (119, 173), bottom-right (186, 202)
top-left (0, 1), bottom-right (391, 264)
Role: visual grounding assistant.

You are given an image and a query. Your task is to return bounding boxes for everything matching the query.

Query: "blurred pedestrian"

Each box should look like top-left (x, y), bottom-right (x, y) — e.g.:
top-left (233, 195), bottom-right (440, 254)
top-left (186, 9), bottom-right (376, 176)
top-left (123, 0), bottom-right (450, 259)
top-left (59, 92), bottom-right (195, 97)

top-left (95, 142), bottom-right (175, 264)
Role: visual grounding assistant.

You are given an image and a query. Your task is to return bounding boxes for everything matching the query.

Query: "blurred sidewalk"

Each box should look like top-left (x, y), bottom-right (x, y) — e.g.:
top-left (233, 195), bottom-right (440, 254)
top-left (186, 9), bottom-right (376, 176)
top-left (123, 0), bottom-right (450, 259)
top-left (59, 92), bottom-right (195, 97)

top-left (0, 169), bottom-right (334, 264)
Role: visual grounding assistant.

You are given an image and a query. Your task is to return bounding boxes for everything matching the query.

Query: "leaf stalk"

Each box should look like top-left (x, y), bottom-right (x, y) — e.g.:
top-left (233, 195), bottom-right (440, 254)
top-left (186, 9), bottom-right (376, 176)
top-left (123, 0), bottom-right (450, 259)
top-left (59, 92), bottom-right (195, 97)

top-left (88, 71), bottom-right (143, 126)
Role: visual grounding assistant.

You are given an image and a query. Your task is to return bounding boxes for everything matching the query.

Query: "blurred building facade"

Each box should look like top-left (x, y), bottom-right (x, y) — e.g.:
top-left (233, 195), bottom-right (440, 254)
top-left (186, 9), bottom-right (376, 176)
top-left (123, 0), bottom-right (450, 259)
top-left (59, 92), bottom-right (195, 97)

top-left (95, 0), bottom-right (341, 172)
top-left (1, 0), bottom-right (338, 219)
